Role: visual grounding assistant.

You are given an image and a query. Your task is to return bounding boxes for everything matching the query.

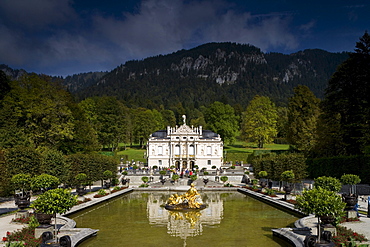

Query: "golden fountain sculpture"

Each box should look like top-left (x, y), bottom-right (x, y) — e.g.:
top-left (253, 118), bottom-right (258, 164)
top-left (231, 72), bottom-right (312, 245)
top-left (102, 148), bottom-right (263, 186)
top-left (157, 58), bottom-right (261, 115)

top-left (165, 183), bottom-right (207, 211)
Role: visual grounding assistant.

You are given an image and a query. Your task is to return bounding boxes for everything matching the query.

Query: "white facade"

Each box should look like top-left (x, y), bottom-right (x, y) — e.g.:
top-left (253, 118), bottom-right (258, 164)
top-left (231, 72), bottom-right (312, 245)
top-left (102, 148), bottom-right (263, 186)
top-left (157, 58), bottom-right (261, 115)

top-left (146, 116), bottom-right (223, 170)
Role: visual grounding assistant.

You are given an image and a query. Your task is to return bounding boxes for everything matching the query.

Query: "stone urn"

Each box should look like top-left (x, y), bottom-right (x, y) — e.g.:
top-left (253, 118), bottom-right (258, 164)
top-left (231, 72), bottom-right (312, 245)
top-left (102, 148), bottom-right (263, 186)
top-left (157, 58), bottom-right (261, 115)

top-left (319, 215), bottom-right (335, 226)
top-left (260, 181), bottom-right (267, 188)
top-left (283, 185), bottom-right (292, 194)
top-left (76, 187), bottom-right (86, 196)
top-left (342, 194), bottom-right (358, 210)
top-left (15, 193), bottom-right (31, 210)
top-left (35, 212), bottom-right (53, 225)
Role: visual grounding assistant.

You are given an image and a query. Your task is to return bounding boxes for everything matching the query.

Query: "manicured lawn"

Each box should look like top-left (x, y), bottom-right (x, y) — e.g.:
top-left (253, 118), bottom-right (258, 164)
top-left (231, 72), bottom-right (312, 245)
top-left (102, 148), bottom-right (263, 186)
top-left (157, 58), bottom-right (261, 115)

top-left (116, 145), bottom-right (146, 162)
top-left (224, 141), bottom-right (289, 163)
top-left (224, 141), bottom-right (289, 152)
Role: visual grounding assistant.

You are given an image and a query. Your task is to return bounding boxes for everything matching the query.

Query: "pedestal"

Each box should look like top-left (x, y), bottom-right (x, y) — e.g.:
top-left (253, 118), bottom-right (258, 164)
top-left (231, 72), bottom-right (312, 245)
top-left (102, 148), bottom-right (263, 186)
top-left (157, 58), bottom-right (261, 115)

top-left (15, 210), bottom-right (29, 219)
top-left (321, 224), bottom-right (337, 237)
top-left (35, 225), bottom-right (53, 239)
top-left (346, 210), bottom-right (357, 219)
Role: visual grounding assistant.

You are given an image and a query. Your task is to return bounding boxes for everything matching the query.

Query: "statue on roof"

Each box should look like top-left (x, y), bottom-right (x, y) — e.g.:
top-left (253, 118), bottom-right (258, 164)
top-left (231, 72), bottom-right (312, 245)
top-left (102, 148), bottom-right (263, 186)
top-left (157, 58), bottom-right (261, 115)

top-left (182, 115), bottom-right (186, 125)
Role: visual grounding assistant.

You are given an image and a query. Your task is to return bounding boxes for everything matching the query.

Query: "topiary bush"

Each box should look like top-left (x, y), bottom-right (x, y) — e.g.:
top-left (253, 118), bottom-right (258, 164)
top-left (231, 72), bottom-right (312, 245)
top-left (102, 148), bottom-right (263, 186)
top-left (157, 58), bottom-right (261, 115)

top-left (314, 176), bottom-right (342, 192)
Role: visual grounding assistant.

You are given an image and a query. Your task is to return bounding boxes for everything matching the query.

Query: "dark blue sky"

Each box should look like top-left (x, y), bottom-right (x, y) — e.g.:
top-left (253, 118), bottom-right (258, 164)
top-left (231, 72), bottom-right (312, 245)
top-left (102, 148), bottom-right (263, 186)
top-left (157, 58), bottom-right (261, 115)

top-left (0, 0), bottom-right (368, 76)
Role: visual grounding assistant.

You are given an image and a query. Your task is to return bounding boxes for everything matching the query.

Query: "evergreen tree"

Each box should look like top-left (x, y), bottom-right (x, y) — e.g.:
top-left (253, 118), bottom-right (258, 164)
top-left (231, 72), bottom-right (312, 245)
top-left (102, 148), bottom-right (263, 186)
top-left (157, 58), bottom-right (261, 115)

top-left (286, 85), bottom-right (321, 154)
top-left (241, 95), bottom-right (278, 148)
top-left (318, 31), bottom-right (370, 155)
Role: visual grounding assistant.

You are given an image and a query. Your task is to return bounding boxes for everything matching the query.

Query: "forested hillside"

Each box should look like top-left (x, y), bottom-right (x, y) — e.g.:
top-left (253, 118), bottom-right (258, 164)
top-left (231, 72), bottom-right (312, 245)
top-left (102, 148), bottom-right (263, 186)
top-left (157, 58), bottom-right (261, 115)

top-left (74, 42), bottom-right (349, 108)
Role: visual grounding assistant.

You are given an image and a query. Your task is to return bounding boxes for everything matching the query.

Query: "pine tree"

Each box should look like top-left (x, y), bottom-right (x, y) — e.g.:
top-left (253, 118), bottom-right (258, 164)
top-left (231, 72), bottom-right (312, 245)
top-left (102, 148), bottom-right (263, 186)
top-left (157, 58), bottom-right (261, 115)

top-left (318, 31), bottom-right (370, 155)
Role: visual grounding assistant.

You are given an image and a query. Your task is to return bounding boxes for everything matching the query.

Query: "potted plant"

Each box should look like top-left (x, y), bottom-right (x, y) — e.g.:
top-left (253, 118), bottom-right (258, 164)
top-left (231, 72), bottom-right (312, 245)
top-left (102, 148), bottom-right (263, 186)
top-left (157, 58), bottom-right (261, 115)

top-left (141, 176), bottom-right (149, 184)
top-left (31, 188), bottom-right (77, 242)
top-left (159, 170), bottom-right (167, 178)
top-left (314, 176), bottom-right (341, 193)
top-left (11, 174), bottom-right (32, 210)
top-left (340, 174), bottom-right (361, 210)
top-left (220, 176), bottom-right (228, 184)
top-left (340, 174), bottom-right (361, 195)
top-left (31, 174), bottom-right (60, 193)
top-left (258, 171), bottom-right (268, 188)
top-left (295, 187), bottom-right (346, 244)
top-left (189, 174), bottom-right (197, 182)
top-left (103, 170), bottom-right (113, 188)
top-left (74, 173), bottom-right (88, 196)
top-left (172, 174), bottom-right (180, 182)
top-left (281, 170), bottom-right (295, 197)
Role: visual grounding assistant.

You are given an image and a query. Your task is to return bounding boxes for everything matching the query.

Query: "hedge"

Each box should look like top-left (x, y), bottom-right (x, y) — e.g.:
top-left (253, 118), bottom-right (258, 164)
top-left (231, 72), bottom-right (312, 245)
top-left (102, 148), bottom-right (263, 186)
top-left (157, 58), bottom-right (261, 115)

top-left (307, 155), bottom-right (370, 184)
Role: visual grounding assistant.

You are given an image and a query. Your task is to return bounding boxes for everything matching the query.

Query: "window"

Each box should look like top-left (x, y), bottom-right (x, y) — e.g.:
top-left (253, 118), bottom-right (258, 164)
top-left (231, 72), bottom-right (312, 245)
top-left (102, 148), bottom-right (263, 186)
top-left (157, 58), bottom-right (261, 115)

top-left (206, 146), bottom-right (212, 155)
top-left (157, 146), bottom-right (163, 155)
top-left (175, 145), bottom-right (180, 155)
top-left (183, 137), bottom-right (187, 140)
top-left (158, 160), bottom-right (162, 166)
top-left (207, 160), bottom-right (211, 166)
top-left (189, 145), bottom-right (195, 155)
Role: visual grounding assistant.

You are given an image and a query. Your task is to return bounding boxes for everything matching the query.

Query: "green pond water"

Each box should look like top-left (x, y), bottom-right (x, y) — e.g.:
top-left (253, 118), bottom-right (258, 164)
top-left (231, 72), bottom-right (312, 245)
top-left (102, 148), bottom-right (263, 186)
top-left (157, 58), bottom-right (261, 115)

top-left (71, 191), bottom-right (298, 247)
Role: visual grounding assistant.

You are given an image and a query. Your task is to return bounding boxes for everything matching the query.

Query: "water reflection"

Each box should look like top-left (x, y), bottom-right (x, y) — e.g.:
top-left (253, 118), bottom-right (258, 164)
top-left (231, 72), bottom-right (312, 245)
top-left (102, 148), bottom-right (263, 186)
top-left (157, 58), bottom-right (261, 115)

top-left (147, 193), bottom-right (223, 239)
top-left (72, 192), bottom-right (298, 247)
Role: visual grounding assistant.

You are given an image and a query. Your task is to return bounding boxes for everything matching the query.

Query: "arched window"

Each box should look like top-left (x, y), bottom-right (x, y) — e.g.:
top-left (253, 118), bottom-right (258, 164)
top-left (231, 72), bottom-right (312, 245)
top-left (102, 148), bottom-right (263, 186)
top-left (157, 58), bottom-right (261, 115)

top-left (189, 145), bottom-right (195, 155)
top-left (174, 145), bottom-right (180, 155)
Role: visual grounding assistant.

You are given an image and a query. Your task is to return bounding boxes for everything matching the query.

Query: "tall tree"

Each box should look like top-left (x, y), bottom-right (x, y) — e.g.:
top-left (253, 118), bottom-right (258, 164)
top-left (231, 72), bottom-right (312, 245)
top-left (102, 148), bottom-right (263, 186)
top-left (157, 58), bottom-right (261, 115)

top-left (132, 108), bottom-right (160, 148)
top-left (95, 96), bottom-right (130, 151)
top-left (0, 74), bottom-right (74, 149)
top-left (275, 106), bottom-right (288, 143)
top-left (161, 109), bottom-right (176, 127)
top-left (318, 31), bottom-right (370, 155)
top-left (204, 101), bottom-right (239, 144)
top-left (286, 85), bottom-right (321, 154)
top-left (241, 95), bottom-right (278, 148)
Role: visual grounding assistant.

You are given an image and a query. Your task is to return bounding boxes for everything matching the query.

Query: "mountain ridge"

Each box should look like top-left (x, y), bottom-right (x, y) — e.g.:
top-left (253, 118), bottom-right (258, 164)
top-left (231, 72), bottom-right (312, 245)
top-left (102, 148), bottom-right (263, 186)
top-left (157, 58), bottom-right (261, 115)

top-left (1, 42), bottom-right (349, 108)
top-left (76, 42), bottom-right (348, 107)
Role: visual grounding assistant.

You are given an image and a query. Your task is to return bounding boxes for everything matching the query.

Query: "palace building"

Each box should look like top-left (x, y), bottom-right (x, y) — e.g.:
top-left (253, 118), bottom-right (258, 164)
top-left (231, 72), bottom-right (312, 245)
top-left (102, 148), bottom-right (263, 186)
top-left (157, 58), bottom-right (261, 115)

top-left (146, 115), bottom-right (223, 170)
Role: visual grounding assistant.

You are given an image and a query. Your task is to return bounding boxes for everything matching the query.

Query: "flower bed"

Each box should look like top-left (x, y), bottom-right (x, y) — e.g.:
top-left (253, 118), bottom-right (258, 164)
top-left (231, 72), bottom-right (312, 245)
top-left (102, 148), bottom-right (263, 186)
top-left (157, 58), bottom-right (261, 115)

top-left (332, 225), bottom-right (367, 246)
top-left (77, 197), bottom-right (92, 204)
top-left (3, 227), bottom-right (42, 247)
top-left (110, 188), bottom-right (122, 193)
top-left (12, 216), bottom-right (32, 224)
top-left (338, 216), bottom-right (360, 224)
